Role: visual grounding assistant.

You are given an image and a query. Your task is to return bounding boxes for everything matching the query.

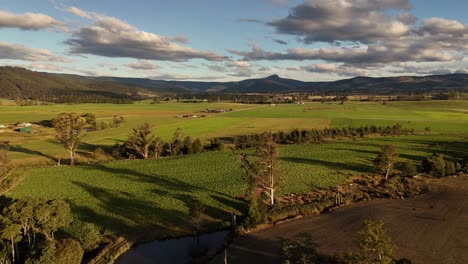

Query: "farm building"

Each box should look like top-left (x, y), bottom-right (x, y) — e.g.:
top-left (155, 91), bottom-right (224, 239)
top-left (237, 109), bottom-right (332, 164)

top-left (19, 126), bottom-right (33, 133)
top-left (17, 122), bottom-right (32, 127)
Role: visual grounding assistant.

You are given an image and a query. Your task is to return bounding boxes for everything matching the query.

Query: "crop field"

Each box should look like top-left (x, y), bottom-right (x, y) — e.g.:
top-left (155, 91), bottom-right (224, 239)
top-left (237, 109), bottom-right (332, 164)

top-left (8, 133), bottom-right (467, 234)
top-left (3, 99), bottom-right (468, 236)
top-left (1, 100), bottom-right (467, 165)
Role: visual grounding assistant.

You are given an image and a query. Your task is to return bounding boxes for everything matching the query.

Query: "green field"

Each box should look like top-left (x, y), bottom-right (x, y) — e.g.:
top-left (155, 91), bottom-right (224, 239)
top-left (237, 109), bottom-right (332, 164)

top-left (1, 100), bottom-right (467, 165)
top-left (8, 134), bottom-right (467, 234)
top-left (3, 100), bottom-right (468, 236)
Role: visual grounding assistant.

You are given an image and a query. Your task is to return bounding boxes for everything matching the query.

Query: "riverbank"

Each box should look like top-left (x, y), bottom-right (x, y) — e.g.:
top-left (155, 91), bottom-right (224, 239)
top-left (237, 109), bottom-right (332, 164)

top-left (210, 175), bottom-right (468, 264)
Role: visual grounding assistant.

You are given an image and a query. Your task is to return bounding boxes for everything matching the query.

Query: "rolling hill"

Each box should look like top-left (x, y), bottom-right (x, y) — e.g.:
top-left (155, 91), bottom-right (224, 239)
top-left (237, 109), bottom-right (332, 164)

top-left (0, 66), bottom-right (467, 102)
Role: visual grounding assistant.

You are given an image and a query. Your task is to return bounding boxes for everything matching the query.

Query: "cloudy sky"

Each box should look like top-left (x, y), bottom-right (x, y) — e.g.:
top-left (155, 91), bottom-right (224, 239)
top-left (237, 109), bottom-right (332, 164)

top-left (0, 0), bottom-right (467, 81)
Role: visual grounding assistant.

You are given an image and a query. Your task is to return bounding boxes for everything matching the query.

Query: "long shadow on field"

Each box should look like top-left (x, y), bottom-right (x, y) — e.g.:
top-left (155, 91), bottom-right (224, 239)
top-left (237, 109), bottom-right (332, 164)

top-left (73, 163), bottom-right (246, 233)
top-left (281, 157), bottom-right (371, 174)
top-left (392, 138), bottom-right (468, 159)
top-left (70, 181), bottom-right (188, 234)
top-left (329, 148), bottom-right (424, 163)
top-left (77, 142), bottom-right (114, 153)
top-left (8, 144), bottom-right (56, 161)
top-left (84, 163), bottom-right (234, 199)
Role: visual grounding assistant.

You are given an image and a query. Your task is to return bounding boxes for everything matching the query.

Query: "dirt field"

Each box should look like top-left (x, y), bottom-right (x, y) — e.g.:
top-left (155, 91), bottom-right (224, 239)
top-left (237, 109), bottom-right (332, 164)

top-left (212, 175), bottom-right (468, 264)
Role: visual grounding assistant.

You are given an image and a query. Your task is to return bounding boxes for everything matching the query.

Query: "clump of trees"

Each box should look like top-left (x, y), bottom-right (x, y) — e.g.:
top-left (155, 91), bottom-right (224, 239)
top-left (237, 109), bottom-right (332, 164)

top-left (421, 153), bottom-right (462, 178)
top-left (0, 197), bottom-right (102, 264)
top-left (112, 125), bottom-right (216, 160)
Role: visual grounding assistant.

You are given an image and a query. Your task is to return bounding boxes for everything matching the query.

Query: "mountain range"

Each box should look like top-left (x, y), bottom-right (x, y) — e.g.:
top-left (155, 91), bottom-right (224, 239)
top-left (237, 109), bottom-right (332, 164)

top-left (1, 66), bottom-right (467, 101)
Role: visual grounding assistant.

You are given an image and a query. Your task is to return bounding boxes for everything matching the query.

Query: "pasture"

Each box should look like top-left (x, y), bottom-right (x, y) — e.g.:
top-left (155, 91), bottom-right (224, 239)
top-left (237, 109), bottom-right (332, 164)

top-left (1, 100), bottom-right (467, 165)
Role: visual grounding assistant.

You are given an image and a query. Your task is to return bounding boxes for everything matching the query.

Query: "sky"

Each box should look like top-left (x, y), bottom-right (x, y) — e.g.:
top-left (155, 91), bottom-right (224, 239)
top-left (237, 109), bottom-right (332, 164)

top-left (0, 0), bottom-right (467, 81)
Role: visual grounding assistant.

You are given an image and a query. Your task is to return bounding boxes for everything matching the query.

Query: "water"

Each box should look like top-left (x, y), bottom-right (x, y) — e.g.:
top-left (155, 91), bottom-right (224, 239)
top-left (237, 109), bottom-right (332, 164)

top-left (115, 230), bottom-right (230, 264)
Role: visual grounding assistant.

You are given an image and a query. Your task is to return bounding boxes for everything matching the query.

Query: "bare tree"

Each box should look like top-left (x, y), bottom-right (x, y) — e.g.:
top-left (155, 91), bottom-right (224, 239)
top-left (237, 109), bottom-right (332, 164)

top-left (53, 113), bottom-right (87, 166)
top-left (240, 132), bottom-right (285, 207)
top-left (373, 145), bottom-right (398, 179)
top-left (127, 122), bottom-right (158, 160)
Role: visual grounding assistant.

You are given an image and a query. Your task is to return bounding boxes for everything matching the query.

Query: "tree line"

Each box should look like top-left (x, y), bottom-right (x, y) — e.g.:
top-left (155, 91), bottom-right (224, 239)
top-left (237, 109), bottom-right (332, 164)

top-left (0, 197), bottom-right (101, 264)
top-left (233, 124), bottom-right (413, 149)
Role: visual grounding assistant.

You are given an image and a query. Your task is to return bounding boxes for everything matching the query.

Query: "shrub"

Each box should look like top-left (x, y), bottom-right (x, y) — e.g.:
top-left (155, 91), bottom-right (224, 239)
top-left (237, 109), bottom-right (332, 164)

top-left (100, 121), bottom-right (110, 130)
top-left (422, 153), bottom-right (446, 177)
top-left (54, 239), bottom-right (84, 264)
top-left (242, 198), bottom-right (267, 229)
top-left (397, 162), bottom-right (418, 177)
top-left (63, 221), bottom-right (102, 251)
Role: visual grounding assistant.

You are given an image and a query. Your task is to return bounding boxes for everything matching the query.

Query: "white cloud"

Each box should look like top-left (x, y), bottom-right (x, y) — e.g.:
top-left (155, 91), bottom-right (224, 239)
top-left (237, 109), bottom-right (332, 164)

top-left (64, 7), bottom-right (227, 62)
top-left (125, 60), bottom-right (158, 70)
top-left (0, 10), bottom-right (57, 30)
top-left (227, 61), bottom-right (251, 67)
top-left (268, 0), bottom-right (412, 44)
top-left (0, 42), bottom-right (67, 62)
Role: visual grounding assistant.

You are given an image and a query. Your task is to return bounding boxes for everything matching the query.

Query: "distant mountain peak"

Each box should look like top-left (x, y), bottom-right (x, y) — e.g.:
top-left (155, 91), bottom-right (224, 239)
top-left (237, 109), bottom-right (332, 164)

top-left (265, 74), bottom-right (280, 79)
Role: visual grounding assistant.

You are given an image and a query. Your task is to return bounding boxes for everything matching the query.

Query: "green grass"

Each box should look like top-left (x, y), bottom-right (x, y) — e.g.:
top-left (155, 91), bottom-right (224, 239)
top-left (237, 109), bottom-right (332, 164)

top-left (3, 100), bottom-right (467, 235)
top-left (8, 134), bottom-right (467, 234)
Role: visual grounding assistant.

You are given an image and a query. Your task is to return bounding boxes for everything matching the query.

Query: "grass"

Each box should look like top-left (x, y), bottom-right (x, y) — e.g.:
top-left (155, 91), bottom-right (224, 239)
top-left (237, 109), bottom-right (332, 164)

top-left (2, 100), bottom-right (466, 164)
top-left (8, 133), bottom-right (467, 234)
top-left (3, 100), bottom-right (468, 236)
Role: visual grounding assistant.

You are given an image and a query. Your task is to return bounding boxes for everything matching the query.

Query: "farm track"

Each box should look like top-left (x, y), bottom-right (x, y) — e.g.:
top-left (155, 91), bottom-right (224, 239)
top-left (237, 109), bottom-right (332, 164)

top-left (211, 175), bottom-right (468, 264)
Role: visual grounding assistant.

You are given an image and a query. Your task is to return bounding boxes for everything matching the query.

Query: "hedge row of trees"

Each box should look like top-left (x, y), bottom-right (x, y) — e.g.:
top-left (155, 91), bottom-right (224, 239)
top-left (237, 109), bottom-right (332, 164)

top-left (233, 124), bottom-right (412, 149)
top-left (0, 197), bottom-right (101, 264)
top-left (111, 124), bottom-right (224, 160)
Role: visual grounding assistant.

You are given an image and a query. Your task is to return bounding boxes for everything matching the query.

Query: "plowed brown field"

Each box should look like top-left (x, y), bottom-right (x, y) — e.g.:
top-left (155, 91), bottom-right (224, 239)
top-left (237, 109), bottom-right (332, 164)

top-left (213, 175), bottom-right (468, 264)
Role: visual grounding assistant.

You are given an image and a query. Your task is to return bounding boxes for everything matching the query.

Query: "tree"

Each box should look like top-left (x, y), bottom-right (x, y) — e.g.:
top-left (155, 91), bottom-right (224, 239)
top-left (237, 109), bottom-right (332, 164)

top-left (397, 162), bottom-right (418, 177)
top-left (112, 115), bottom-right (125, 127)
top-left (0, 216), bottom-right (22, 264)
top-left (345, 220), bottom-right (395, 264)
top-left (182, 136), bottom-right (193, 154)
top-left (63, 222), bottom-right (101, 251)
top-left (80, 113), bottom-right (96, 124)
top-left (421, 153), bottom-right (459, 178)
top-left (126, 122), bottom-right (158, 160)
top-left (192, 138), bottom-right (204, 154)
top-left (209, 138), bottom-right (224, 151)
top-left (373, 145), bottom-right (398, 179)
top-left (53, 113), bottom-right (87, 166)
top-left (0, 144), bottom-right (15, 194)
top-left (240, 132), bottom-right (284, 208)
top-left (53, 239), bottom-right (84, 264)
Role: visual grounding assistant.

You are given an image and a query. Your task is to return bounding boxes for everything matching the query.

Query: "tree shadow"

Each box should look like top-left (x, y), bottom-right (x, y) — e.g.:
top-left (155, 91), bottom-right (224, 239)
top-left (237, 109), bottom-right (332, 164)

top-left (32, 119), bottom-right (53, 127)
top-left (8, 144), bottom-right (57, 161)
top-left (70, 163), bottom-right (246, 235)
top-left (281, 157), bottom-right (372, 174)
top-left (69, 181), bottom-right (189, 235)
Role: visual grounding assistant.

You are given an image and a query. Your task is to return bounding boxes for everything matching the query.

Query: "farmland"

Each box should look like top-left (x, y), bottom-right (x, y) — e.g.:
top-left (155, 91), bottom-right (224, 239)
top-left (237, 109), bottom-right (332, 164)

top-left (8, 133), bottom-right (467, 234)
top-left (1, 100), bottom-right (467, 165)
top-left (2, 100), bottom-right (468, 244)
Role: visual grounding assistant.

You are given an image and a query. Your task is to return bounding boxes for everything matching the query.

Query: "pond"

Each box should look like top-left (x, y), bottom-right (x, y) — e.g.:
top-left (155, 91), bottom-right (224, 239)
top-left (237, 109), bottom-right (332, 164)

top-left (115, 230), bottom-right (230, 264)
